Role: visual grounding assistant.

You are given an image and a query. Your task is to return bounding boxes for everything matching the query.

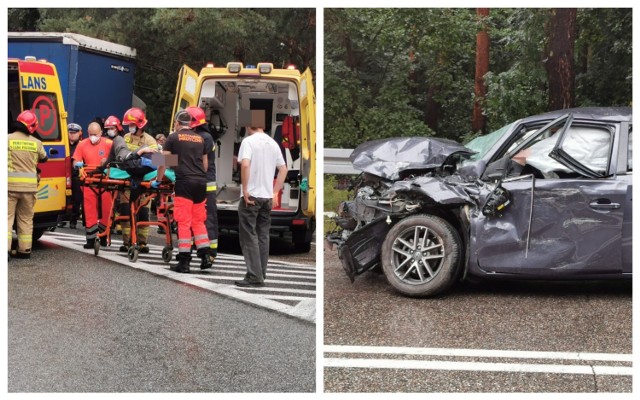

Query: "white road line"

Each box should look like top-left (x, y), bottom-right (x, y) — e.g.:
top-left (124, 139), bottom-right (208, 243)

top-left (324, 345), bottom-right (632, 362)
top-left (41, 232), bottom-right (316, 323)
top-left (202, 275), bottom-right (315, 287)
top-left (323, 358), bottom-right (632, 376)
top-left (46, 231), bottom-right (315, 268)
top-left (262, 295), bottom-right (316, 301)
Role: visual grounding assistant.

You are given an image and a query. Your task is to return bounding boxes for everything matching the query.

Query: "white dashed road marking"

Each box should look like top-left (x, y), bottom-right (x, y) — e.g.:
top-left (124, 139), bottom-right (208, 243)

top-left (324, 345), bottom-right (632, 375)
top-left (42, 231), bottom-right (316, 323)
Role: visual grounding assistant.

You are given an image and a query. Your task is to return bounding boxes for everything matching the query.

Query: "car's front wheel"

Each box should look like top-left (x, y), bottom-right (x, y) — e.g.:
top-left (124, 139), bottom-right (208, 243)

top-left (381, 214), bottom-right (462, 297)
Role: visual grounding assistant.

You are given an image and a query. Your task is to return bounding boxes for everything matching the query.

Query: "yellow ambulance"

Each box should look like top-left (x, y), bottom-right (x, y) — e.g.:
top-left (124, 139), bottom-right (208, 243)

top-left (8, 57), bottom-right (71, 240)
top-left (172, 62), bottom-right (316, 251)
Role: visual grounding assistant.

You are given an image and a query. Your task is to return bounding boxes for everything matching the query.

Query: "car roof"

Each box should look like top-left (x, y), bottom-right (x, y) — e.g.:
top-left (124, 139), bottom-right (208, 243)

top-left (520, 107), bottom-right (632, 124)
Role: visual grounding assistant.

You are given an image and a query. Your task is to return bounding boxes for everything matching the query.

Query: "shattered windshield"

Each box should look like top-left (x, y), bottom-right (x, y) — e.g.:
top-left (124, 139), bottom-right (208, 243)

top-left (465, 123), bottom-right (513, 161)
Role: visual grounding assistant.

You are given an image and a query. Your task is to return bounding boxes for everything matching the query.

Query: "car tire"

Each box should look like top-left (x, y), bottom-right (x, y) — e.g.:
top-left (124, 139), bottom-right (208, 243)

top-left (381, 214), bottom-right (462, 297)
top-left (294, 241), bottom-right (312, 253)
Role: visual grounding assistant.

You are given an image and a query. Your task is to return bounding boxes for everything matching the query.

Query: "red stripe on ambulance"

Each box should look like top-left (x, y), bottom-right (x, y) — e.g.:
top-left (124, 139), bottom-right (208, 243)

top-left (18, 60), bottom-right (55, 75)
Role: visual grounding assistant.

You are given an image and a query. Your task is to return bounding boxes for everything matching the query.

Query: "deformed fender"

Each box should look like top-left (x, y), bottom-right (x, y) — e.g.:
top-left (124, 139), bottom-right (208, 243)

top-left (338, 217), bottom-right (393, 281)
top-left (385, 175), bottom-right (481, 206)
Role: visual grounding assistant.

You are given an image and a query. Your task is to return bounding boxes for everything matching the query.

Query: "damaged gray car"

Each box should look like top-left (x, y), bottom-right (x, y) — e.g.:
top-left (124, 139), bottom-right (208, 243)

top-left (326, 107), bottom-right (632, 297)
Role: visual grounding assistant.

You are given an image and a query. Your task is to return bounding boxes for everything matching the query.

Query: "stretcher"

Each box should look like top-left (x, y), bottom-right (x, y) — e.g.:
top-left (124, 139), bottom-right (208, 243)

top-left (80, 164), bottom-right (176, 263)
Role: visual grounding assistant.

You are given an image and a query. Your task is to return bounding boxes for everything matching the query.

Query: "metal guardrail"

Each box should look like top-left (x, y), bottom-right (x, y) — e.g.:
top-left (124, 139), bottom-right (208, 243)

top-left (324, 148), bottom-right (358, 175)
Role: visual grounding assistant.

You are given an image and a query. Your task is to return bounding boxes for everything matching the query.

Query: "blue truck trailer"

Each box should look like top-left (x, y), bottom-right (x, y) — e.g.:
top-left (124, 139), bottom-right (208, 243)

top-left (8, 32), bottom-right (138, 132)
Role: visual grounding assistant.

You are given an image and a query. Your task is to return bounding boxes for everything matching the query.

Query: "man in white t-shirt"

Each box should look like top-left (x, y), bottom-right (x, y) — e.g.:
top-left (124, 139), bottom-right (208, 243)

top-left (235, 111), bottom-right (287, 287)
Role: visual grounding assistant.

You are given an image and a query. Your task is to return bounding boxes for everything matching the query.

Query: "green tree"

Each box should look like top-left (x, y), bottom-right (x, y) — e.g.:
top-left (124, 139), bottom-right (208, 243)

top-left (325, 8), bottom-right (631, 148)
top-left (9, 8), bottom-right (316, 133)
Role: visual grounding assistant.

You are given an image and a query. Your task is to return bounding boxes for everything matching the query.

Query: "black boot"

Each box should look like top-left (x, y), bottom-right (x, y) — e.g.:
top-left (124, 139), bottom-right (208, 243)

top-left (171, 253), bottom-right (191, 273)
top-left (14, 251), bottom-right (31, 259)
top-left (197, 248), bottom-right (213, 270)
top-left (199, 258), bottom-right (212, 270)
top-left (83, 238), bottom-right (95, 249)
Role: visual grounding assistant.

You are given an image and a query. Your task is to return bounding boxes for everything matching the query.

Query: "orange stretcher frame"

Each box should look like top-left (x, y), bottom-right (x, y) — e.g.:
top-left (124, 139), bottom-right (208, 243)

top-left (79, 164), bottom-right (175, 263)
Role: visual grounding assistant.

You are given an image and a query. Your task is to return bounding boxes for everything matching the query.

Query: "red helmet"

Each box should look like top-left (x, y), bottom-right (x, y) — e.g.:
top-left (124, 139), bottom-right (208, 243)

top-left (185, 106), bottom-right (207, 128)
top-left (122, 107), bottom-right (147, 129)
top-left (17, 110), bottom-right (38, 134)
top-left (104, 115), bottom-right (123, 131)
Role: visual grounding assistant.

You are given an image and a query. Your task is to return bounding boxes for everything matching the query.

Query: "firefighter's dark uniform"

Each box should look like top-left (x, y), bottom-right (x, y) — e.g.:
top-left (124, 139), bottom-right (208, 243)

top-left (8, 128), bottom-right (48, 257)
top-left (163, 128), bottom-right (209, 272)
top-left (195, 126), bottom-right (219, 260)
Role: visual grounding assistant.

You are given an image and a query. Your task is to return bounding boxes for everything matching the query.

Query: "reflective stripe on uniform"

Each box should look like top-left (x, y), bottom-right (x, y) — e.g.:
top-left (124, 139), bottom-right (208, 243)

top-left (8, 171), bottom-right (38, 184)
top-left (17, 234), bottom-right (32, 241)
top-left (8, 171), bottom-right (38, 179)
top-left (9, 140), bottom-right (38, 152)
top-left (206, 181), bottom-right (217, 192)
top-left (8, 177), bottom-right (38, 184)
top-left (209, 240), bottom-right (218, 249)
top-left (86, 224), bottom-right (99, 239)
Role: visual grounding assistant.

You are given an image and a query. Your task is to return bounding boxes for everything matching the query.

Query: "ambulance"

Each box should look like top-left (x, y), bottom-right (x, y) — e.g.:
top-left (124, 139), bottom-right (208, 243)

top-left (8, 57), bottom-right (71, 240)
top-left (172, 62), bottom-right (316, 251)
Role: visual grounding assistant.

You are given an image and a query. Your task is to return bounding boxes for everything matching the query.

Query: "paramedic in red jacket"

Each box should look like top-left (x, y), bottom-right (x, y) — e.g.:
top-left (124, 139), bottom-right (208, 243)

top-left (72, 122), bottom-right (113, 249)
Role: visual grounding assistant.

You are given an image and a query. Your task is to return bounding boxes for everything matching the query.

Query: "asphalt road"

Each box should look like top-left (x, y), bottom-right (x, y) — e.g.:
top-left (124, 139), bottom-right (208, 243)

top-left (323, 249), bottom-right (632, 393)
top-left (8, 238), bottom-right (315, 392)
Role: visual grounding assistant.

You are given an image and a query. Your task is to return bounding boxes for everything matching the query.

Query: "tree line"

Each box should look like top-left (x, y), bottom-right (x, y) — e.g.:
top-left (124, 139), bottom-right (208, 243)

top-left (9, 8), bottom-right (316, 133)
top-left (325, 8), bottom-right (631, 148)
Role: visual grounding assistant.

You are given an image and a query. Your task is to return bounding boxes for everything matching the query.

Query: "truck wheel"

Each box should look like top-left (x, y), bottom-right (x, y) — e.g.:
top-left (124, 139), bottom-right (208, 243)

top-left (32, 228), bottom-right (45, 241)
top-left (294, 241), bottom-right (312, 253)
top-left (380, 214), bottom-right (462, 297)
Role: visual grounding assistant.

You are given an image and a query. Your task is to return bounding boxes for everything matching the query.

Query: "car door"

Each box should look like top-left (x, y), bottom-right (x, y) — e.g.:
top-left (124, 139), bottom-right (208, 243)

top-left (470, 117), bottom-right (626, 277)
top-left (170, 64), bottom-right (199, 131)
top-left (299, 68), bottom-right (316, 218)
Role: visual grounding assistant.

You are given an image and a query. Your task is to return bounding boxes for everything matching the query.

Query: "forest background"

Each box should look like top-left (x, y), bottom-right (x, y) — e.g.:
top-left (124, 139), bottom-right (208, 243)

top-left (9, 8), bottom-right (316, 133)
top-left (325, 8), bottom-right (631, 147)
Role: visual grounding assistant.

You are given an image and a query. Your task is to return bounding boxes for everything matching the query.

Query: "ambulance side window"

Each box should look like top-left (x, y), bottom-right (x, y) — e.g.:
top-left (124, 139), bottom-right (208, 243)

top-left (21, 92), bottom-right (62, 142)
top-left (8, 69), bottom-right (21, 130)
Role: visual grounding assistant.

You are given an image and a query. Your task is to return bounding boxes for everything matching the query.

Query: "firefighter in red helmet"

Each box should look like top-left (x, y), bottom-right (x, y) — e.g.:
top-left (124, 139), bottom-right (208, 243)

top-left (155, 107), bottom-right (210, 272)
top-left (8, 110), bottom-right (48, 259)
top-left (119, 107), bottom-right (158, 253)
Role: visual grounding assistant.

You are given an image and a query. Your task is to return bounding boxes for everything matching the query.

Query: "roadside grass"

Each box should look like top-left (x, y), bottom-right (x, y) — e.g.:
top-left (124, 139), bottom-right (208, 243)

top-left (323, 175), bottom-right (352, 234)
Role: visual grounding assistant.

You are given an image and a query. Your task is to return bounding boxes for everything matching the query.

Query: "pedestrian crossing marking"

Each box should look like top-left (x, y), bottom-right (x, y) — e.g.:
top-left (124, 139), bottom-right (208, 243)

top-left (41, 231), bottom-right (316, 323)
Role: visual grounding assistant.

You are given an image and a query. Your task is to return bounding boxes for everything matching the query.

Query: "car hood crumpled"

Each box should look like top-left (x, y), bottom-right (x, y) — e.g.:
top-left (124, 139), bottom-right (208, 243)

top-left (350, 136), bottom-right (476, 180)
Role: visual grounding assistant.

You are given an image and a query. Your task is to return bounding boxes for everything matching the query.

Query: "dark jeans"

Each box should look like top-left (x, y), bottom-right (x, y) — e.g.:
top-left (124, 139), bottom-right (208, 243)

top-left (238, 197), bottom-right (272, 283)
top-left (206, 190), bottom-right (219, 255)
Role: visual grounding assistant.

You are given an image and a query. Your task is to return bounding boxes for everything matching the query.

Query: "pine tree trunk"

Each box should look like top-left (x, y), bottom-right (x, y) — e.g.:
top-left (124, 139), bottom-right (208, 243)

top-left (546, 8), bottom-right (577, 110)
top-left (472, 8), bottom-right (490, 134)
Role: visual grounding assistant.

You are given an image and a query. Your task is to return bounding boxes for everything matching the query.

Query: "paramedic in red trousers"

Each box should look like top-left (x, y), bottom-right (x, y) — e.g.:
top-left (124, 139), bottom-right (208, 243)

top-left (155, 107), bottom-right (209, 273)
top-left (8, 111), bottom-right (48, 259)
top-left (235, 110), bottom-right (288, 287)
top-left (72, 122), bottom-right (113, 249)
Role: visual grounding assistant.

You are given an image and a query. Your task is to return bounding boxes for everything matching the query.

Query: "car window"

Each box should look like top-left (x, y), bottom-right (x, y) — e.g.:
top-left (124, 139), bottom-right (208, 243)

top-left (511, 122), bottom-right (612, 178)
top-left (557, 125), bottom-right (612, 175)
